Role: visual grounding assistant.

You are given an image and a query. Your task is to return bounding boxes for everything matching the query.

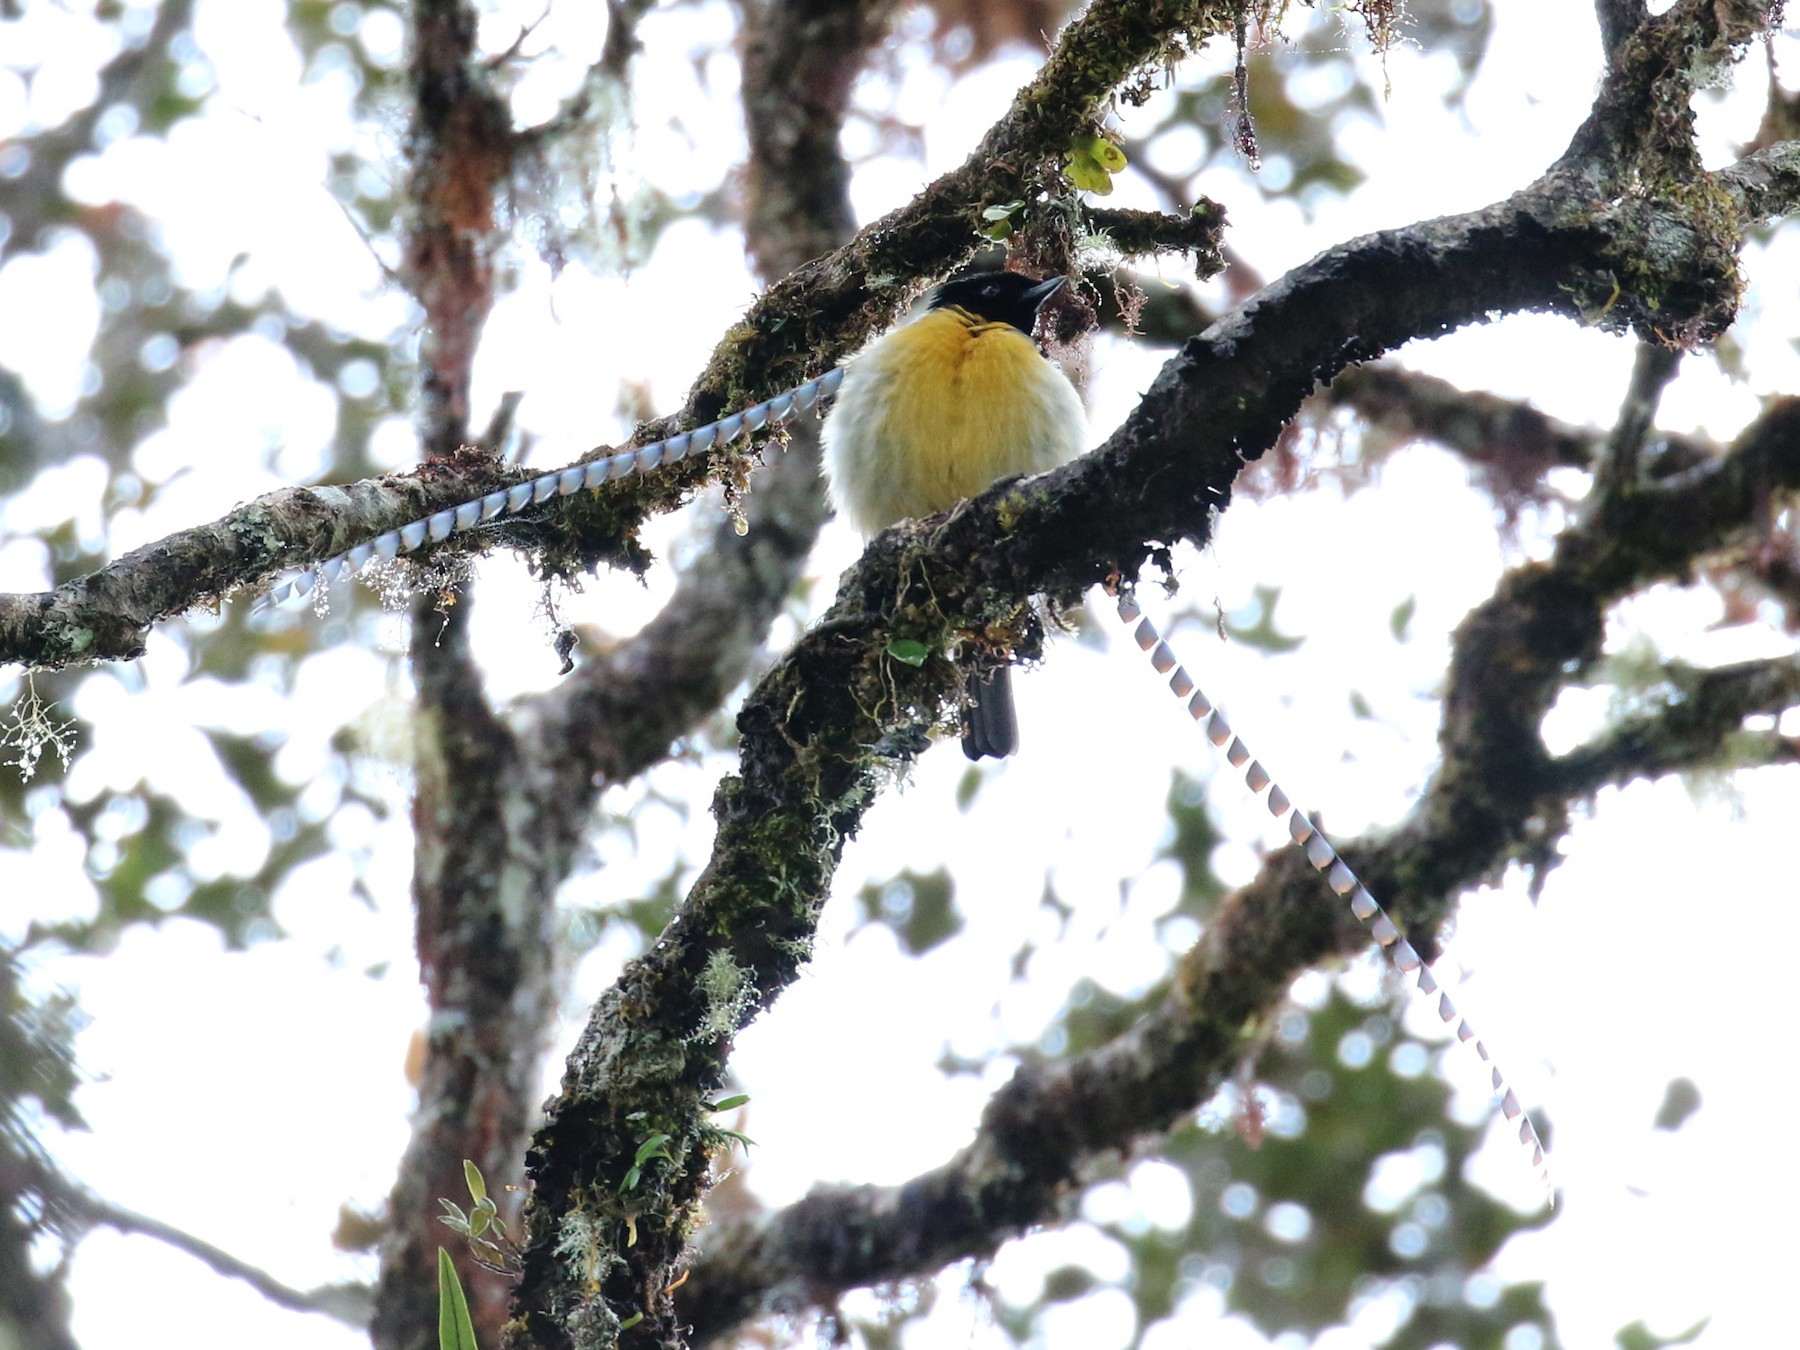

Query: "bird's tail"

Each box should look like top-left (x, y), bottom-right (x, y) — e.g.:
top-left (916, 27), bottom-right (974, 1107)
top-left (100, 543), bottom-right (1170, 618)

top-left (962, 664), bottom-right (1019, 760)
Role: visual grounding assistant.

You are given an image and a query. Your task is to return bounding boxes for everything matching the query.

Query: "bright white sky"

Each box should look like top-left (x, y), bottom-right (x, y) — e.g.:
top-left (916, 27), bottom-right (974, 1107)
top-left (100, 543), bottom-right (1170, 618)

top-left (3, 2), bottom-right (1799, 1349)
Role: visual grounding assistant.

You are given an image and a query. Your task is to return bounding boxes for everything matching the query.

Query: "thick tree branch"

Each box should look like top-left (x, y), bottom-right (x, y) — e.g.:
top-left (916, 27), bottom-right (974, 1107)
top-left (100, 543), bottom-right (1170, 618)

top-left (1594, 0), bottom-right (1648, 65)
top-left (1719, 136), bottom-right (1800, 221)
top-left (406, 0), bottom-right (512, 458)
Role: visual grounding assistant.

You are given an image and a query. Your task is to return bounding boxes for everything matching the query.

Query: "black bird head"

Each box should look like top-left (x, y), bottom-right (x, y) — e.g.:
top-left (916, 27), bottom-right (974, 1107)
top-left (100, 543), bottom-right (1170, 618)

top-left (928, 271), bottom-right (1067, 335)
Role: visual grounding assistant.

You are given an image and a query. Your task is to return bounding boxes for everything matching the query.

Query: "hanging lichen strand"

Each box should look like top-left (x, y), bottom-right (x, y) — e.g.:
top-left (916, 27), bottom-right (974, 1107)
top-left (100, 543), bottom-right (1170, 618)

top-left (1110, 585), bottom-right (1552, 1203)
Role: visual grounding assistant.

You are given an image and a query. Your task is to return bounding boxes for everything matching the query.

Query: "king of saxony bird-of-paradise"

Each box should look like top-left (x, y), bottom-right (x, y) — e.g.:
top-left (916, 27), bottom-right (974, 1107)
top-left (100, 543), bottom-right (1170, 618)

top-left (820, 270), bottom-right (1087, 760)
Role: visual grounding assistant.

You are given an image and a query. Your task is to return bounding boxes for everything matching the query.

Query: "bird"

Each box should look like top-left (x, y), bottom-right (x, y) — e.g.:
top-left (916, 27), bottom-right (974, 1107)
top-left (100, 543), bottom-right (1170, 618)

top-left (821, 270), bottom-right (1087, 759)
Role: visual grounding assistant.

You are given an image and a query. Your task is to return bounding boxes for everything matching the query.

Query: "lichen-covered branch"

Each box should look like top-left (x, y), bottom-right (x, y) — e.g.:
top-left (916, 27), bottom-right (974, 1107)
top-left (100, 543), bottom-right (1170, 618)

top-left (1083, 203), bottom-right (1228, 271)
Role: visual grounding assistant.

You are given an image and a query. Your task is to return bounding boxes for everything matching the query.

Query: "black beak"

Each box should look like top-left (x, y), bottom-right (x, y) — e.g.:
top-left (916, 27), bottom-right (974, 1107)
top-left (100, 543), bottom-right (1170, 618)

top-left (1023, 275), bottom-right (1068, 311)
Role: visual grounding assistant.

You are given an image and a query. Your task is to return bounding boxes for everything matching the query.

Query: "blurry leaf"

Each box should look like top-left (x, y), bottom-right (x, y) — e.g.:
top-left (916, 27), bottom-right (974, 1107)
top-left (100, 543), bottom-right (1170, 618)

top-left (705, 1094), bottom-right (750, 1113)
top-left (0, 956), bottom-right (86, 1133)
top-left (437, 1248), bottom-right (479, 1350)
top-left (1156, 768), bottom-right (1225, 915)
top-left (855, 868), bottom-right (962, 955)
top-left (332, 1203), bottom-right (385, 1253)
top-left (1131, 987), bottom-right (1557, 1340)
top-left (1224, 585), bottom-right (1303, 654)
top-left (463, 1159), bottom-right (487, 1204)
top-left (1042, 1264), bottom-right (1098, 1301)
top-left (955, 765), bottom-right (982, 812)
top-left (1652, 1077), bottom-right (1701, 1131)
top-left (1616, 1317), bottom-right (1709, 1350)
top-left (1389, 594), bottom-right (1416, 641)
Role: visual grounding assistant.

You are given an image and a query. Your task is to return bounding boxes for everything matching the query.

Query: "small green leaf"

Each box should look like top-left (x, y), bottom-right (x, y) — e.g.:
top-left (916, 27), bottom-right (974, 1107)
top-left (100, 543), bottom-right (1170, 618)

top-left (982, 218), bottom-right (1015, 241)
top-left (887, 638), bottom-right (931, 667)
top-left (633, 1133), bottom-right (673, 1167)
top-left (619, 1164), bottom-right (642, 1193)
top-left (1075, 134), bottom-right (1127, 172)
top-left (981, 200), bottom-right (1024, 221)
top-left (467, 1205), bottom-right (490, 1239)
top-left (462, 1160), bottom-right (487, 1204)
top-left (1063, 151), bottom-right (1114, 195)
top-left (705, 1094), bottom-right (751, 1112)
top-left (955, 765), bottom-right (982, 813)
top-left (1098, 144), bottom-right (1128, 171)
top-left (715, 1129), bottom-right (756, 1150)
top-left (437, 1248), bottom-right (480, 1350)
top-left (438, 1199), bottom-right (470, 1234)
top-left (1389, 594), bottom-right (1416, 642)
top-left (618, 1313), bottom-right (644, 1331)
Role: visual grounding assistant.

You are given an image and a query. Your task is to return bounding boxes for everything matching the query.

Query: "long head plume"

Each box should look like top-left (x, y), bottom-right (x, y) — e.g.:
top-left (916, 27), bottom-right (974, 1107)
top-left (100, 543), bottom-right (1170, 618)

top-left (1110, 585), bottom-right (1553, 1203)
top-left (255, 366), bottom-right (847, 610)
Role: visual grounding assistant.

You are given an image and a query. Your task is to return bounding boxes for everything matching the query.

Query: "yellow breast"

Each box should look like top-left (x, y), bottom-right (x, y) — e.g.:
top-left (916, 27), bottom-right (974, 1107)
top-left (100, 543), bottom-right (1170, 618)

top-left (822, 307), bottom-right (1087, 537)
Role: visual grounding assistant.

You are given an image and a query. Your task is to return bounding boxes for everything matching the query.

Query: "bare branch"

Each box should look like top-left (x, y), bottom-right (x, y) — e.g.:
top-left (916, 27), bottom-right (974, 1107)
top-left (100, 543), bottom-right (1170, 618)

top-left (1594, 341), bottom-right (1682, 497)
top-left (49, 1179), bottom-right (372, 1328)
top-left (1552, 655), bottom-right (1800, 791)
top-left (1321, 363), bottom-right (1601, 473)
